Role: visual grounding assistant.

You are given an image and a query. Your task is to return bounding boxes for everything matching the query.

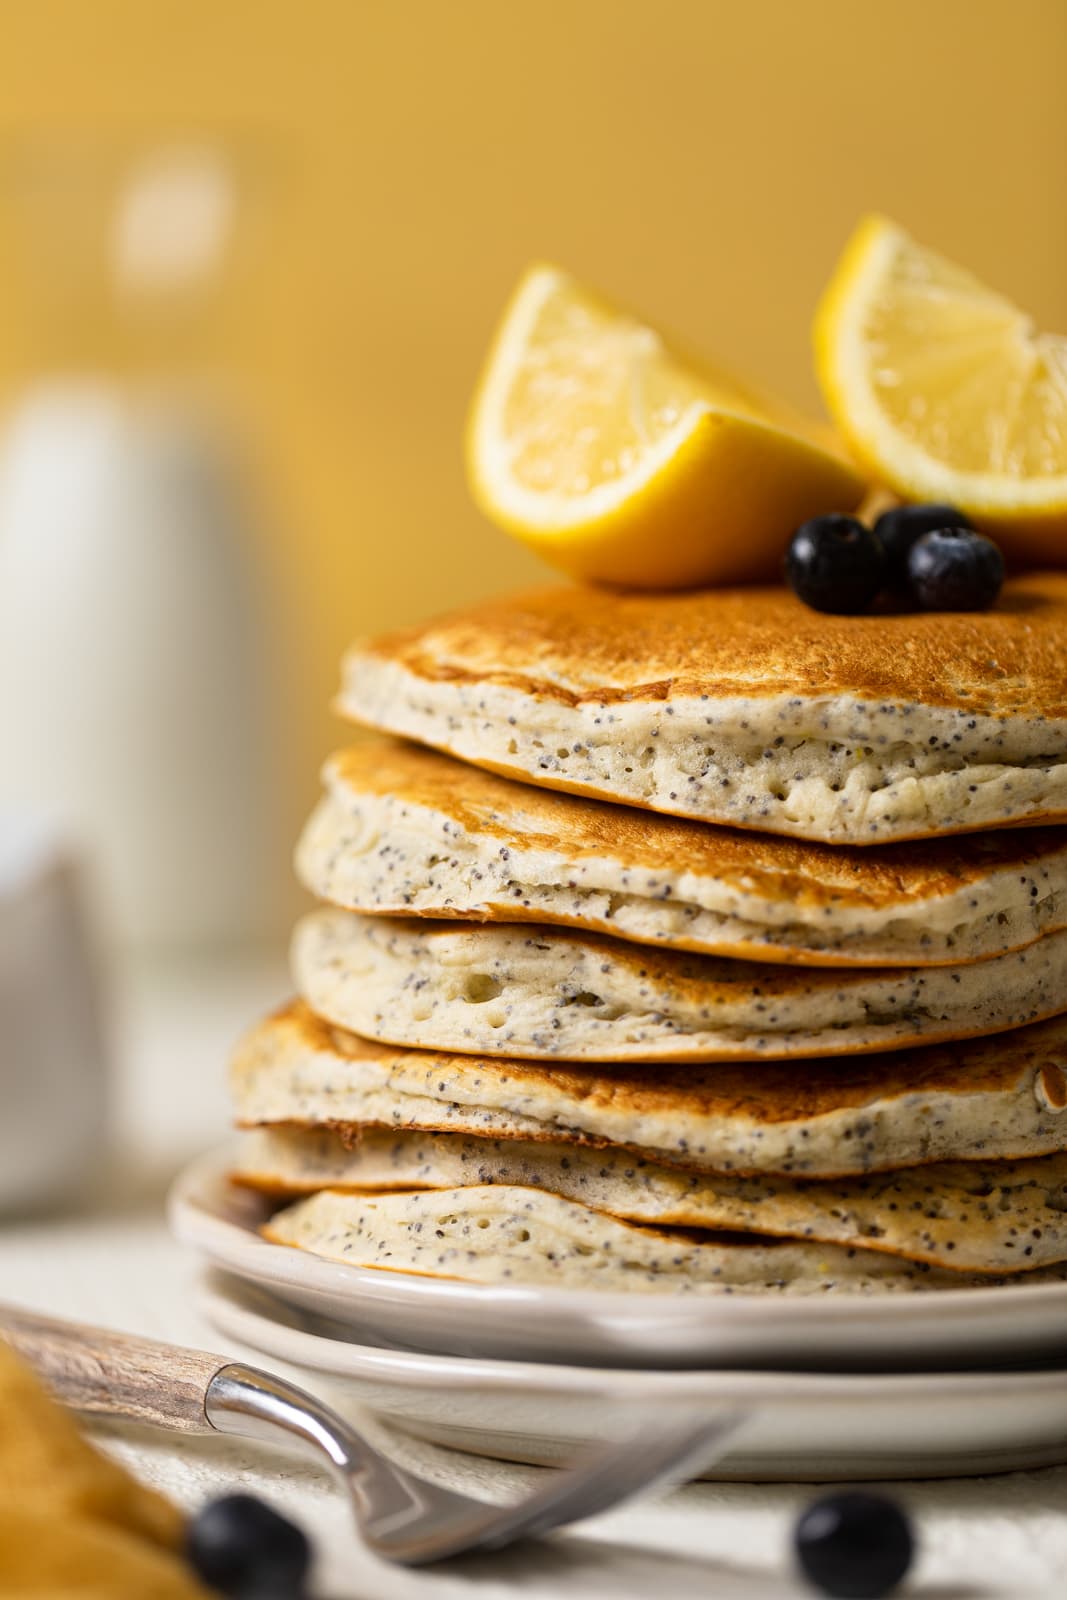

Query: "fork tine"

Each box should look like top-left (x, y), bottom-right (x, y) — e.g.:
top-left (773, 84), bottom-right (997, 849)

top-left (365, 1407), bottom-right (746, 1564)
top-left (487, 1409), bottom-right (747, 1544)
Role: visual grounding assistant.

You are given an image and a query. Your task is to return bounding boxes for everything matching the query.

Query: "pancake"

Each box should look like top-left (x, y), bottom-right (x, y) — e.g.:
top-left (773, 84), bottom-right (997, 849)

top-left (337, 575), bottom-right (1067, 845)
top-left (298, 740), bottom-right (1067, 967)
top-left (291, 908), bottom-right (1067, 1062)
top-left (236, 1127), bottom-right (1067, 1274)
top-left (262, 1186), bottom-right (1067, 1294)
top-left (230, 1003), bottom-right (1067, 1177)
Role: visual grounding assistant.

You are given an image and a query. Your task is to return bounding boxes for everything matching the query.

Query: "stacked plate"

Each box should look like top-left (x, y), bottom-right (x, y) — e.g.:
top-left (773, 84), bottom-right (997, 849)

top-left (173, 576), bottom-right (1067, 1480)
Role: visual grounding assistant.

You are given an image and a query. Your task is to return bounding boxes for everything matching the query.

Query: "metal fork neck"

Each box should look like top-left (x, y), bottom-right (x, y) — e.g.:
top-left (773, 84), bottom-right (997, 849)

top-left (205, 1361), bottom-right (362, 1474)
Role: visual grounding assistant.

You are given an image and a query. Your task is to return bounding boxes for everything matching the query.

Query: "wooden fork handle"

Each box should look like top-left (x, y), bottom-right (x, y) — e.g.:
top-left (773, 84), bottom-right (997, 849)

top-left (0, 1301), bottom-right (226, 1433)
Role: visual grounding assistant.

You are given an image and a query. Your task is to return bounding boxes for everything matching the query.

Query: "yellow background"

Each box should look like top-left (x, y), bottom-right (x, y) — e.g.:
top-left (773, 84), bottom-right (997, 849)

top-left (2, 0), bottom-right (1066, 797)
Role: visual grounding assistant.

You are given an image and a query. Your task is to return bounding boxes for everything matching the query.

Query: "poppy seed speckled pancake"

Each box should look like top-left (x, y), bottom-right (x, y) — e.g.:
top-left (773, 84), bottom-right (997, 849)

top-left (337, 575), bottom-right (1067, 845)
top-left (262, 1186), bottom-right (1067, 1295)
top-left (230, 1003), bottom-right (1067, 1178)
top-left (291, 909), bottom-right (1067, 1062)
top-left (298, 740), bottom-right (1067, 967)
top-left (234, 1126), bottom-right (1067, 1274)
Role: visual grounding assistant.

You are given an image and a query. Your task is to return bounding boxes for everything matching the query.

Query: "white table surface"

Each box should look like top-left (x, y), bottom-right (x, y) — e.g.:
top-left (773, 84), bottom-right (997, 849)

top-left (2, 951), bottom-right (1066, 1600)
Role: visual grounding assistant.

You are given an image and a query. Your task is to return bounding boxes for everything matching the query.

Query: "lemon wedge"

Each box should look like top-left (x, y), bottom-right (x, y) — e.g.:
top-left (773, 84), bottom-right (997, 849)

top-left (466, 265), bottom-right (866, 589)
top-left (814, 216), bottom-right (1067, 564)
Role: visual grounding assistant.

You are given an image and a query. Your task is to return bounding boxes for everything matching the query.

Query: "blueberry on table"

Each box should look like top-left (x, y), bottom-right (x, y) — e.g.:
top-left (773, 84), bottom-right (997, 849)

top-left (907, 527), bottom-right (1004, 611)
top-left (785, 515), bottom-right (887, 614)
top-left (872, 502), bottom-right (973, 576)
top-left (186, 1493), bottom-right (311, 1597)
top-left (794, 1490), bottom-right (914, 1598)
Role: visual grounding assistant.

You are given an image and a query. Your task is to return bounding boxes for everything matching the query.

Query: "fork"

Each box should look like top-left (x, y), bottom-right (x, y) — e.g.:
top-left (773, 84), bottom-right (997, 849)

top-left (0, 1302), bottom-right (745, 1565)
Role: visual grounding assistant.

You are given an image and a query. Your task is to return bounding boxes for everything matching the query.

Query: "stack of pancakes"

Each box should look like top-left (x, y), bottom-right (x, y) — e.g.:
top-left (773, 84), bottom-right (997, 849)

top-left (231, 575), bottom-right (1067, 1295)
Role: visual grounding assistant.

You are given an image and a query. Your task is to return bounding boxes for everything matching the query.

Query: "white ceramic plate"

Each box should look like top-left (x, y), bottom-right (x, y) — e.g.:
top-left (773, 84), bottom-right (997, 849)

top-left (170, 1147), bottom-right (1067, 1372)
top-left (199, 1270), bottom-right (1067, 1482)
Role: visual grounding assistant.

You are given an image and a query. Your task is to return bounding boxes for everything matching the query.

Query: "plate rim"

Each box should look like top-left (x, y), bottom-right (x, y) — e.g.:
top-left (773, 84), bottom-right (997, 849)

top-left (198, 1268), bottom-right (1067, 1403)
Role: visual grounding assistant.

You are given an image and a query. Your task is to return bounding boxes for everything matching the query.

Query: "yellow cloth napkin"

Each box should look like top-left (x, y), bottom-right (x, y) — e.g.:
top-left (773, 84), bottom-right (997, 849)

top-left (0, 1343), bottom-right (212, 1598)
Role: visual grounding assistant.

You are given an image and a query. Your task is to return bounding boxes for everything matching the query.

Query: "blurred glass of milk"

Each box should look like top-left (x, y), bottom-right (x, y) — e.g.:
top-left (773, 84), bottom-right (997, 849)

top-left (0, 145), bottom-right (292, 949)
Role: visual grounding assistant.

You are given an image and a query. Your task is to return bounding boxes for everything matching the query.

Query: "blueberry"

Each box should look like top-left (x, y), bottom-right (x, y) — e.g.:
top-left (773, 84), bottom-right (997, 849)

top-left (186, 1493), bottom-right (311, 1597)
top-left (795, 1491), bottom-right (914, 1599)
top-left (872, 502), bottom-right (973, 577)
top-left (907, 527), bottom-right (1004, 611)
top-left (785, 515), bottom-right (886, 614)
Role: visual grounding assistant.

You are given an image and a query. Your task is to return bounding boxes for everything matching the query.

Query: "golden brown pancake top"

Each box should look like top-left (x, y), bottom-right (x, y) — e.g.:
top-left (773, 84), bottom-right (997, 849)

top-left (354, 574), bottom-right (1067, 720)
